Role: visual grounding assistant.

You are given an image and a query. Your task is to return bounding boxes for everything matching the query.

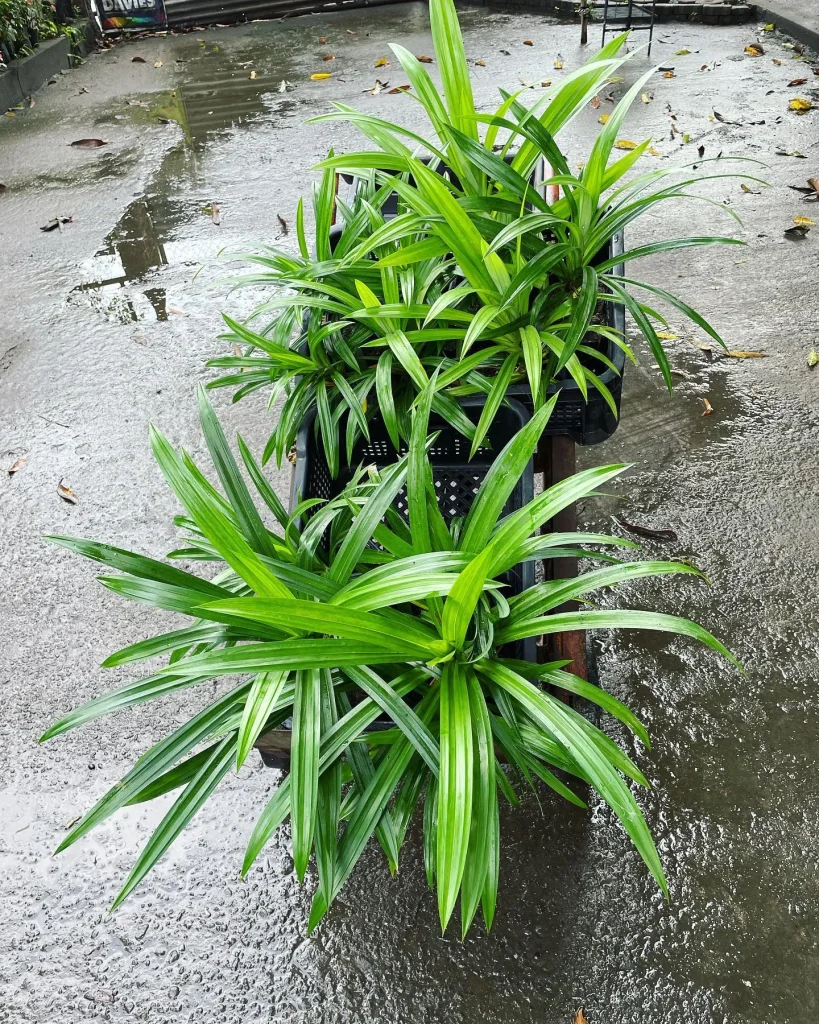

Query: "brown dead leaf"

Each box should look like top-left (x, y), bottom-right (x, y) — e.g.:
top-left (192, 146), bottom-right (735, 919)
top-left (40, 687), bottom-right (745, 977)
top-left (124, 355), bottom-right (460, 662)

top-left (70, 139), bottom-right (107, 148)
top-left (741, 183), bottom-right (761, 194)
top-left (744, 43), bottom-right (764, 57)
top-left (319, 36), bottom-right (327, 43)
top-left (7, 456), bottom-right (27, 475)
top-left (311, 73), bottom-right (332, 81)
top-left (523, 39), bottom-right (533, 46)
top-left (773, 58), bottom-right (782, 66)
top-left (789, 178), bottom-right (819, 199)
top-left (365, 79), bottom-right (388, 94)
top-left (57, 479), bottom-right (78, 505)
top-left (323, 54), bottom-right (335, 62)
top-left (591, 95), bottom-right (600, 108)
top-left (416, 55), bottom-right (433, 63)
top-left (701, 397), bottom-right (713, 416)
top-left (574, 1011), bottom-right (589, 1024)
top-left (277, 213), bottom-right (288, 234)
top-left (789, 77), bottom-right (808, 86)
top-left (663, 70), bottom-right (676, 79)
top-left (131, 56), bottom-right (146, 63)
top-left (615, 516), bottom-right (678, 541)
top-left (210, 203), bottom-right (221, 226)
top-left (40, 216), bottom-right (73, 232)
top-left (789, 97), bottom-right (812, 113)
top-left (475, 59), bottom-right (485, 66)
top-left (375, 57), bottom-right (389, 67)
top-left (388, 84), bottom-right (411, 94)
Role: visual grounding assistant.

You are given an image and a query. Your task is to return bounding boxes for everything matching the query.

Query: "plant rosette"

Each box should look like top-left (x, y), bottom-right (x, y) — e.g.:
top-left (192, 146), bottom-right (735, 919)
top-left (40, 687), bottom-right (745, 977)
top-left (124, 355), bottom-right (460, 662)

top-left (42, 388), bottom-right (737, 936)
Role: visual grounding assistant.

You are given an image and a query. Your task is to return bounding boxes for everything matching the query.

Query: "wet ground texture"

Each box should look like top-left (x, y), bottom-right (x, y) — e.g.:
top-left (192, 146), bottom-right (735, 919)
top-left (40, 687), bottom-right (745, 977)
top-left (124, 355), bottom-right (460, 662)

top-left (2, 6), bottom-right (819, 1023)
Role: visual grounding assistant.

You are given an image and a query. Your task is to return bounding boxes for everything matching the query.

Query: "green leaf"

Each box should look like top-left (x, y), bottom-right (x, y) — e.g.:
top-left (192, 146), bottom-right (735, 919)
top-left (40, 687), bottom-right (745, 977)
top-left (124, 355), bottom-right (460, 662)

top-left (437, 662), bottom-right (473, 932)
top-left (291, 668), bottom-right (321, 881)
top-left (111, 734), bottom-right (236, 910)
top-left (460, 670), bottom-right (494, 937)
top-left (236, 669), bottom-right (290, 769)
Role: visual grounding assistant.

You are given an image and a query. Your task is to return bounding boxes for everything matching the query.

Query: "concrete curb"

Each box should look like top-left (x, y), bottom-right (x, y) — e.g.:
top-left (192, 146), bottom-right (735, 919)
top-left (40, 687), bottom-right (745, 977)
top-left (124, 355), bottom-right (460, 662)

top-left (755, 4), bottom-right (819, 53)
top-left (0, 36), bottom-right (71, 114)
top-left (469, 1), bottom-right (755, 25)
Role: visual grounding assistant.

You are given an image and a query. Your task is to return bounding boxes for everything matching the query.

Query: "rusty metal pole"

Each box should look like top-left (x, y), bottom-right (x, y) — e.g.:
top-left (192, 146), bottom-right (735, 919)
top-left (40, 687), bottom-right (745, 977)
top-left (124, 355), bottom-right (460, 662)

top-left (579, 0), bottom-right (589, 45)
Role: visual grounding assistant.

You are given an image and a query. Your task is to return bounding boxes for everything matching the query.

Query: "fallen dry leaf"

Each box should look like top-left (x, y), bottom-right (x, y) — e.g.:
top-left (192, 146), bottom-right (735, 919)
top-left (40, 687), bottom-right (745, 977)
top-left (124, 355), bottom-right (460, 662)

top-left (131, 56), bottom-right (146, 63)
top-left (7, 456), bottom-right (27, 475)
top-left (773, 58), bottom-right (782, 66)
top-left (311, 73), bottom-right (332, 80)
top-left (475, 59), bottom-right (485, 66)
top-left (249, 70), bottom-right (257, 79)
top-left (776, 149), bottom-right (807, 158)
top-left (591, 95), bottom-right (600, 108)
top-left (794, 215), bottom-right (816, 226)
top-left (785, 224), bottom-right (810, 237)
top-left (231, 343), bottom-right (243, 358)
top-left (319, 36), bottom-right (327, 43)
top-left (764, 22), bottom-right (775, 31)
top-left (154, 61), bottom-right (163, 68)
top-left (789, 77), bottom-right (808, 86)
top-left (701, 397), bottom-right (713, 416)
top-left (523, 39), bottom-right (533, 46)
top-left (70, 139), bottom-right (106, 148)
top-left (57, 479), bottom-right (78, 505)
top-left (365, 79), bottom-right (388, 94)
top-left (277, 213), bottom-right (288, 234)
top-left (740, 183), bottom-right (760, 193)
top-left (0, 183), bottom-right (6, 193)
top-left (554, 58), bottom-right (564, 69)
top-left (323, 54), bottom-right (334, 62)
top-left (788, 178), bottom-right (819, 200)
top-left (676, 48), bottom-right (691, 56)
top-left (724, 350), bottom-right (767, 359)
top-left (346, 28), bottom-right (356, 34)
top-left (211, 203), bottom-right (221, 226)
top-left (375, 57), bottom-right (389, 67)
top-left (744, 43), bottom-right (764, 57)
top-left (615, 516), bottom-right (678, 542)
top-left (789, 97), bottom-right (812, 113)
top-left (663, 71), bottom-right (675, 79)
top-left (641, 91), bottom-right (653, 104)
top-left (416, 55), bottom-right (433, 63)
top-left (809, 349), bottom-right (819, 368)
top-left (574, 1011), bottom-right (589, 1024)
top-left (598, 113), bottom-right (610, 124)
top-left (168, 307), bottom-right (185, 316)
top-left (656, 331), bottom-right (677, 341)
top-left (614, 140), bottom-right (638, 150)
top-left (388, 84), bottom-right (411, 94)
top-left (647, 146), bottom-right (662, 157)
top-left (40, 216), bottom-right (73, 232)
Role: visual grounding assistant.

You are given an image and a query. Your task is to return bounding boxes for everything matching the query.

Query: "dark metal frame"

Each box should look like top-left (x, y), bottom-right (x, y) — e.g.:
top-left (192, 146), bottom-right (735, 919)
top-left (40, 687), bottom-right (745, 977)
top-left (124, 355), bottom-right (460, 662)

top-left (601, 0), bottom-right (656, 56)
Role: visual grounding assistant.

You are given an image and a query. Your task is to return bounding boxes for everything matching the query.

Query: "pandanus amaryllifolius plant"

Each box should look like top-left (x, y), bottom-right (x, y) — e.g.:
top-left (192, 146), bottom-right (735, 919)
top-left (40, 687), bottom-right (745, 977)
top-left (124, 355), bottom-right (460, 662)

top-left (41, 388), bottom-right (737, 935)
top-left (209, 0), bottom-right (762, 466)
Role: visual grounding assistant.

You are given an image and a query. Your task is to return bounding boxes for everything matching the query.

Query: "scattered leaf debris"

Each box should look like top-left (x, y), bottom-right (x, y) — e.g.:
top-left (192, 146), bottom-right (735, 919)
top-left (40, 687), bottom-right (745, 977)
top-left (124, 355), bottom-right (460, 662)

top-left (615, 517), bottom-right (678, 542)
top-left (474, 59), bottom-right (485, 66)
top-left (724, 350), bottom-right (767, 359)
top-left (784, 223), bottom-right (810, 237)
top-left (788, 77), bottom-right (808, 87)
top-left (311, 73), bottom-right (331, 80)
top-left (248, 70), bottom-right (257, 79)
top-left (57, 479), bottom-right (78, 505)
top-left (676, 48), bottom-right (691, 56)
top-left (154, 61), bottom-right (163, 68)
top-left (789, 97), bottom-right (812, 114)
top-left (809, 349), bottom-right (819, 368)
top-left (210, 203), bottom-right (221, 225)
top-left (131, 56), bottom-right (146, 63)
top-left (789, 178), bottom-right (819, 200)
top-left (794, 215), bottom-right (816, 227)
top-left (388, 84), bottom-right (411, 93)
top-left (574, 1011), bottom-right (589, 1024)
top-left (744, 43), bottom-right (764, 57)
top-left (365, 79), bottom-right (388, 94)
top-left (523, 39), bottom-right (533, 46)
top-left (701, 397), bottom-right (713, 416)
top-left (323, 54), bottom-right (335, 62)
top-left (375, 57), bottom-right (389, 67)
top-left (554, 57), bottom-right (564, 69)
top-left (416, 55), bottom-right (433, 63)
top-left (598, 113), bottom-right (610, 124)
top-left (70, 138), bottom-right (107, 148)
top-left (614, 140), bottom-right (637, 150)
top-left (776, 149), bottom-right (806, 158)
top-left (277, 214), bottom-right (288, 234)
top-left (7, 457), bottom-right (27, 475)
top-left (591, 95), bottom-right (600, 109)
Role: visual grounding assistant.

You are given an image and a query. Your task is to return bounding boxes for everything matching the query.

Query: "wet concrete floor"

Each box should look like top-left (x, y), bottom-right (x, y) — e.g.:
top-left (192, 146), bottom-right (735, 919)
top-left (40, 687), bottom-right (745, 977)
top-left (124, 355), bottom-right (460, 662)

top-left (1, 6), bottom-right (819, 1022)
